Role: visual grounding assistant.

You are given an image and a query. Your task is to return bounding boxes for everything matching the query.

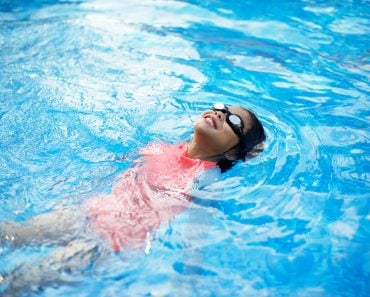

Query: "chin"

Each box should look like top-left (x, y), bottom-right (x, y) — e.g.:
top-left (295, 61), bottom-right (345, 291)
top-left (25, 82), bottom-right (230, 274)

top-left (194, 123), bottom-right (214, 137)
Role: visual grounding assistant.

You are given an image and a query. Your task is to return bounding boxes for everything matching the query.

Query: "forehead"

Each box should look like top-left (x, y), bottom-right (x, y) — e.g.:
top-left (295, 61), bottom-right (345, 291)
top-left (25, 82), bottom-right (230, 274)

top-left (228, 106), bottom-right (252, 129)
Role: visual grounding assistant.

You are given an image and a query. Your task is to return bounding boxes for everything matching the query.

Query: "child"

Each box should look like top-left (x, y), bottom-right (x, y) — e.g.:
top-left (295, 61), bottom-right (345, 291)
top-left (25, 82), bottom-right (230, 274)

top-left (0, 103), bottom-right (265, 294)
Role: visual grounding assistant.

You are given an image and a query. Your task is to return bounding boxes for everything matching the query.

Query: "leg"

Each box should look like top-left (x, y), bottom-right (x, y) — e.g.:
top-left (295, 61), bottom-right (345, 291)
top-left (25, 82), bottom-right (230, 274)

top-left (0, 208), bottom-right (86, 248)
top-left (1, 239), bottom-right (108, 296)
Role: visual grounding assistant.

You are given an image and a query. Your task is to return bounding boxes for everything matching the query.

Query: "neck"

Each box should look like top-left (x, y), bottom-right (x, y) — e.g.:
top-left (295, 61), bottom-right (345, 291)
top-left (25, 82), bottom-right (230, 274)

top-left (187, 137), bottom-right (219, 161)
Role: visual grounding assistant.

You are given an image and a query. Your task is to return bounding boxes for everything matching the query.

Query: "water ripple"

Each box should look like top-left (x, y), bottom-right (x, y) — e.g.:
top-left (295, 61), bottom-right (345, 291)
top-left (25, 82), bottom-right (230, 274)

top-left (1, 0), bottom-right (369, 296)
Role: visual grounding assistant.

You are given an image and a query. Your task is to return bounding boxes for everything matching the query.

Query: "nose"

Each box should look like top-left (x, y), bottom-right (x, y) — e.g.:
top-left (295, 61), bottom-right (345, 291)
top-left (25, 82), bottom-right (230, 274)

top-left (214, 110), bottom-right (225, 121)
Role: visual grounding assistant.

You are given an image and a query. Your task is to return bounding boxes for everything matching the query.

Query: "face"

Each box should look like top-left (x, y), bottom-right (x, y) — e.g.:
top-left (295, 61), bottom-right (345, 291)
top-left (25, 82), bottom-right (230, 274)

top-left (193, 105), bottom-right (252, 159)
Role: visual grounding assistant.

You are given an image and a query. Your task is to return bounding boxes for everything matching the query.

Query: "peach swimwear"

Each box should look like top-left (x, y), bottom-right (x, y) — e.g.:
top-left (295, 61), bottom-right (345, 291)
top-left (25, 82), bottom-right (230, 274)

top-left (85, 143), bottom-right (216, 252)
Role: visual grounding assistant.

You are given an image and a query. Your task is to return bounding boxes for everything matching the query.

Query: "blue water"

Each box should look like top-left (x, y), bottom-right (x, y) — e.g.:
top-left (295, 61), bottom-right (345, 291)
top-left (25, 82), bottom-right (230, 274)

top-left (1, 0), bottom-right (369, 296)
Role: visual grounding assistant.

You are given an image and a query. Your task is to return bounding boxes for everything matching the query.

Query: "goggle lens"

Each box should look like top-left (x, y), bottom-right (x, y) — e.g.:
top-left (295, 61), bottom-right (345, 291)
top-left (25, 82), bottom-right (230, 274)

top-left (229, 114), bottom-right (242, 126)
top-left (213, 102), bottom-right (226, 110)
top-left (212, 103), bottom-right (244, 137)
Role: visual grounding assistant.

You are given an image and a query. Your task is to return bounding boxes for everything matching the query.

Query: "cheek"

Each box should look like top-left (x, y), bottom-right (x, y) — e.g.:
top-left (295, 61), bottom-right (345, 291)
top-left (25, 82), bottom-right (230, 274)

top-left (223, 123), bottom-right (239, 141)
top-left (194, 120), bottom-right (239, 151)
top-left (216, 128), bottom-right (239, 149)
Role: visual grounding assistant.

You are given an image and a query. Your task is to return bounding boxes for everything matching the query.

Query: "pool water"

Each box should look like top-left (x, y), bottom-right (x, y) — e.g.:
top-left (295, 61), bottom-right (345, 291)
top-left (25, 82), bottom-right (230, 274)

top-left (0, 0), bottom-right (369, 296)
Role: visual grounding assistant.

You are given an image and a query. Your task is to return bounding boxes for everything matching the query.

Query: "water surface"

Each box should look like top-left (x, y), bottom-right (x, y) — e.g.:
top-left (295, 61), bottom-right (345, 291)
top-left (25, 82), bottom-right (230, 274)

top-left (0, 0), bottom-right (369, 296)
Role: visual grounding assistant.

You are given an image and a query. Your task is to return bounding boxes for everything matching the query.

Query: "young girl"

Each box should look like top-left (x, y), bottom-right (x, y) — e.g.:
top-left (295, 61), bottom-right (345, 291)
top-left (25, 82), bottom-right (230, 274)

top-left (0, 103), bottom-right (265, 294)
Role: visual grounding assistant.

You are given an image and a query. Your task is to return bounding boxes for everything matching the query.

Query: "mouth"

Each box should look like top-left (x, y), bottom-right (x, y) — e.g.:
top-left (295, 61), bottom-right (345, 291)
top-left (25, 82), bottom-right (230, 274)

top-left (203, 114), bottom-right (217, 129)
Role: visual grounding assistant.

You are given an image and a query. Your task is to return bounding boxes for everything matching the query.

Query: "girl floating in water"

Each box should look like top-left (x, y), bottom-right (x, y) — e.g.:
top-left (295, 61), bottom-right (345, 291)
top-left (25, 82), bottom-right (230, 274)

top-left (0, 103), bottom-right (265, 294)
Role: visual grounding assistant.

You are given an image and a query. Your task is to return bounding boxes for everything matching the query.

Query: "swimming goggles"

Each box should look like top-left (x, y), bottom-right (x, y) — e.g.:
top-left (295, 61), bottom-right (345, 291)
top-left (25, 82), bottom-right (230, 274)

top-left (212, 103), bottom-right (244, 138)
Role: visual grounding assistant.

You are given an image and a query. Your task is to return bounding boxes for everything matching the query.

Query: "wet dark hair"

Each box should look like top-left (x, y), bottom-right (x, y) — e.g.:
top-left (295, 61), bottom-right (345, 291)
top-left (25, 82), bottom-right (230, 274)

top-left (217, 108), bottom-right (266, 173)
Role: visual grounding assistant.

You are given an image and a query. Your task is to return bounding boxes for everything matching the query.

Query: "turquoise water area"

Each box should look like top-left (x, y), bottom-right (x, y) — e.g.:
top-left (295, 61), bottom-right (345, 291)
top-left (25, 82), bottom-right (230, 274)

top-left (0, 0), bottom-right (369, 296)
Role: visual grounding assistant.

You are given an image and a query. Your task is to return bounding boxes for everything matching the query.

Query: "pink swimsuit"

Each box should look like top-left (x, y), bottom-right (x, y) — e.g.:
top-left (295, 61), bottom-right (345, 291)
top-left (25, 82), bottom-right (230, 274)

top-left (85, 143), bottom-right (216, 252)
